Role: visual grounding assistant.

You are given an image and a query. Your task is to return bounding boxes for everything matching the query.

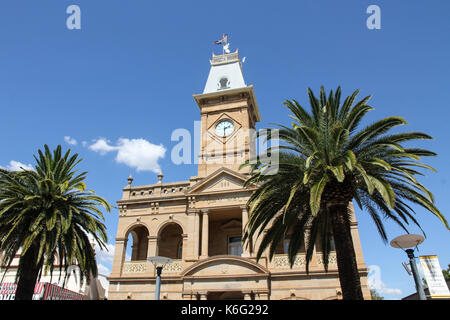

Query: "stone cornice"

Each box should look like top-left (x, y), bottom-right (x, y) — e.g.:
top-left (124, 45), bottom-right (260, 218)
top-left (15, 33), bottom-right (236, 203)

top-left (193, 86), bottom-right (261, 122)
top-left (123, 181), bottom-right (190, 191)
top-left (187, 188), bottom-right (256, 197)
top-left (117, 196), bottom-right (188, 205)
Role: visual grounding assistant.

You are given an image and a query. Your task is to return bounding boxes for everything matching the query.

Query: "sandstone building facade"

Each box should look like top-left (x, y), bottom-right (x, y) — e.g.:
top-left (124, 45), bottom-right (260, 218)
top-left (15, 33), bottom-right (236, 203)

top-left (107, 49), bottom-right (371, 300)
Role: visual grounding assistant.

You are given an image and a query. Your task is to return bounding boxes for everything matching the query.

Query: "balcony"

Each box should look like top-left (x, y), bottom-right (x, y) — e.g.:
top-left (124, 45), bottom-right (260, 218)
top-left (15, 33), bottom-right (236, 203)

top-left (122, 259), bottom-right (184, 276)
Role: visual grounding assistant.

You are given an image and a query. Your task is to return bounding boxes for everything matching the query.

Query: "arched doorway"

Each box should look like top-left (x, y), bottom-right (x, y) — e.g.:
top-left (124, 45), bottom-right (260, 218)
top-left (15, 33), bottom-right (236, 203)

top-left (158, 223), bottom-right (183, 259)
top-left (182, 256), bottom-right (270, 300)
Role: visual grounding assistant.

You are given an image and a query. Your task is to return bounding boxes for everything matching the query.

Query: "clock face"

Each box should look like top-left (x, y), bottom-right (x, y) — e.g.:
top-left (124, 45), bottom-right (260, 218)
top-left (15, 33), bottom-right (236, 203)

top-left (215, 120), bottom-right (234, 137)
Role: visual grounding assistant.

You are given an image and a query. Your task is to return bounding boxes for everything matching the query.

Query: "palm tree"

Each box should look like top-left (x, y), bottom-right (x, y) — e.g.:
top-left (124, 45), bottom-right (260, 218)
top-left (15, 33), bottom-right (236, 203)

top-left (242, 86), bottom-right (449, 300)
top-left (0, 145), bottom-right (111, 300)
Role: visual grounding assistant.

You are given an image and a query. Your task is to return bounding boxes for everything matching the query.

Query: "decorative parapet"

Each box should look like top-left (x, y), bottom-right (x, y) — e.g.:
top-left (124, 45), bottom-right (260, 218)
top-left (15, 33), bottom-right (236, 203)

top-left (211, 51), bottom-right (239, 66)
top-left (162, 259), bottom-right (183, 274)
top-left (122, 259), bottom-right (184, 276)
top-left (122, 261), bottom-right (148, 275)
top-left (316, 253), bottom-right (337, 267)
top-left (271, 254), bottom-right (306, 270)
top-left (270, 253), bottom-right (337, 270)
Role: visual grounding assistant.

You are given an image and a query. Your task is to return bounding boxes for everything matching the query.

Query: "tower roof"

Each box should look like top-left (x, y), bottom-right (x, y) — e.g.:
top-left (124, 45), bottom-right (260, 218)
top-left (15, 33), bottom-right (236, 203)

top-left (203, 50), bottom-right (246, 94)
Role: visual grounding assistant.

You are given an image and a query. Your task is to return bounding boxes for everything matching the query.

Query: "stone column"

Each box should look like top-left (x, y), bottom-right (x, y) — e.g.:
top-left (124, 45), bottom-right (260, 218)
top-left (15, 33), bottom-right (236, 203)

top-left (181, 234), bottom-right (188, 260)
top-left (241, 207), bottom-right (250, 257)
top-left (243, 292), bottom-right (251, 300)
top-left (187, 209), bottom-right (201, 259)
top-left (131, 243), bottom-right (138, 261)
top-left (200, 209), bottom-right (209, 259)
top-left (147, 236), bottom-right (158, 258)
top-left (349, 202), bottom-right (366, 267)
top-left (194, 211), bottom-right (201, 258)
top-left (110, 238), bottom-right (127, 277)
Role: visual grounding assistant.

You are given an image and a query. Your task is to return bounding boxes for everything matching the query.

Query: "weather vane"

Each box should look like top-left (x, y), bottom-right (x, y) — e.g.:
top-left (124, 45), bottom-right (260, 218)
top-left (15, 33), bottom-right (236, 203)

top-left (213, 33), bottom-right (230, 54)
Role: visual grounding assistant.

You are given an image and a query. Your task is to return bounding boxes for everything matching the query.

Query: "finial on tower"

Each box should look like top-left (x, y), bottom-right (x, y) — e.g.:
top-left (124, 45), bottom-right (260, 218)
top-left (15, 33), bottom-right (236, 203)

top-left (158, 171), bottom-right (163, 183)
top-left (127, 173), bottom-right (133, 185)
top-left (223, 42), bottom-right (230, 54)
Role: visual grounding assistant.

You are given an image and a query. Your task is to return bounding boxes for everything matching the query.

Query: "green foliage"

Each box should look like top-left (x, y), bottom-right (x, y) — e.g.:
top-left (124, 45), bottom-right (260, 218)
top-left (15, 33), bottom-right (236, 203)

top-left (241, 86), bottom-right (447, 298)
top-left (0, 145), bottom-right (111, 288)
top-left (370, 289), bottom-right (384, 300)
top-left (443, 264), bottom-right (450, 280)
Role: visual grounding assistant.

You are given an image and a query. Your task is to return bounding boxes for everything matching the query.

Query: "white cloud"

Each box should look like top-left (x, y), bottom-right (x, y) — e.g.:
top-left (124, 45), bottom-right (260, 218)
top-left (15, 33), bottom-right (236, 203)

top-left (368, 265), bottom-right (402, 296)
top-left (89, 137), bottom-right (166, 173)
top-left (97, 263), bottom-right (111, 276)
top-left (1, 160), bottom-right (34, 171)
top-left (81, 141), bottom-right (87, 147)
top-left (64, 136), bottom-right (78, 146)
top-left (86, 234), bottom-right (114, 271)
top-left (89, 138), bottom-right (117, 155)
top-left (95, 242), bottom-right (115, 265)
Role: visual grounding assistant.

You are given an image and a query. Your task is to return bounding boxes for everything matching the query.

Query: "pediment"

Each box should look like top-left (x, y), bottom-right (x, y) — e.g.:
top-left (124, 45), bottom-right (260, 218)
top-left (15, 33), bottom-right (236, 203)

top-left (182, 256), bottom-right (269, 277)
top-left (187, 167), bottom-right (249, 194)
top-left (220, 219), bottom-right (242, 230)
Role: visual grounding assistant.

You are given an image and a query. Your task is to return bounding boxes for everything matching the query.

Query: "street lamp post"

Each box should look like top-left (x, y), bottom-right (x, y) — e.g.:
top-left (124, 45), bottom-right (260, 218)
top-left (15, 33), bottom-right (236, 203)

top-left (147, 256), bottom-right (173, 300)
top-left (390, 234), bottom-right (427, 300)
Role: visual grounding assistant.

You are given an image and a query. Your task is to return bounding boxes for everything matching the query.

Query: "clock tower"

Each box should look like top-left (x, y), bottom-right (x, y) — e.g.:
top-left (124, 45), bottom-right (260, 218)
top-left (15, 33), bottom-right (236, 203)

top-left (108, 43), bottom-right (372, 301)
top-left (193, 49), bottom-right (261, 177)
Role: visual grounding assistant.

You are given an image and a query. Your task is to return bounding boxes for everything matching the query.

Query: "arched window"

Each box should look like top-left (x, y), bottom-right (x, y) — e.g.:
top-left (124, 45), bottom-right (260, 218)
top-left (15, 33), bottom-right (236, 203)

top-left (218, 77), bottom-right (230, 90)
top-left (125, 225), bottom-right (149, 261)
top-left (158, 223), bottom-right (183, 259)
top-left (177, 239), bottom-right (183, 259)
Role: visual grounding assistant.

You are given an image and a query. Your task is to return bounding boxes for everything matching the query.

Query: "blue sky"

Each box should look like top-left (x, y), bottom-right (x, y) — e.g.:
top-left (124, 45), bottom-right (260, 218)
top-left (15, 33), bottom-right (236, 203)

top-left (1, 1), bottom-right (449, 299)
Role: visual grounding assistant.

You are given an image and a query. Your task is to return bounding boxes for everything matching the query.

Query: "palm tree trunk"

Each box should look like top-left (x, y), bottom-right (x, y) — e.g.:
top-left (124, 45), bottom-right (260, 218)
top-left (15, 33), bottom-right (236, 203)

top-left (329, 203), bottom-right (364, 300)
top-left (15, 246), bottom-right (42, 300)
